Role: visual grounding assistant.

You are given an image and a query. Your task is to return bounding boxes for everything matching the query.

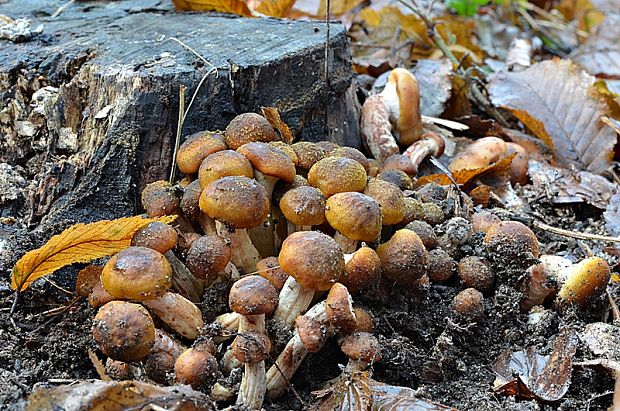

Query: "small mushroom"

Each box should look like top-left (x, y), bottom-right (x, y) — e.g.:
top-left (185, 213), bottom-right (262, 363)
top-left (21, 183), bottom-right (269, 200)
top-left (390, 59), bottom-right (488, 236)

top-left (457, 256), bottom-right (494, 292)
top-left (308, 156), bottom-right (368, 198)
top-left (376, 229), bottom-right (428, 285)
top-left (402, 131), bottom-right (445, 176)
top-left (452, 288), bottom-right (484, 320)
top-left (175, 341), bottom-right (219, 390)
top-left (557, 257), bottom-right (610, 306)
top-left (279, 186), bottom-right (326, 233)
top-left (342, 247), bottom-right (382, 295)
top-left (340, 332), bottom-right (381, 373)
top-left (364, 178), bottom-right (406, 226)
top-left (225, 113), bottom-right (278, 149)
top-left (484, 220), bottom-right (539, 261)
top-left (325, 192), bottom-right (382, 253)
top-left (176, 131), bottom-right (227, 175)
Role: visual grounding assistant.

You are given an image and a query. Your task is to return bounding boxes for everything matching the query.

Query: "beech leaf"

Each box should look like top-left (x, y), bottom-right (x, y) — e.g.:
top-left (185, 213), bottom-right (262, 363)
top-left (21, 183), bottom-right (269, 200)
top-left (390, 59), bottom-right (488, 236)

top-left (488, 59), bottom-right (616, 173)
top-left (571, 15), bottom-right (620, 79)
top-left (172, 0), bottom-right (253, 16)
top-left (11, 215), bottom-right (176, 292)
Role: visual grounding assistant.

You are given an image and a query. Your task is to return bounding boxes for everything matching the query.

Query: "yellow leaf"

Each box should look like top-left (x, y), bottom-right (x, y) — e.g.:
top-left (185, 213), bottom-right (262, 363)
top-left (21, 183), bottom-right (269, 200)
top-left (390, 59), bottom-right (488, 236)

top-left (318, 0), bottom-right (364, 16)
top-left (172, 0), bottom-right (253, 16)
top-left (11, 215), bottom-right (176, 292)
top-left (249, 0), bottom-right (296, 17)
top-left (261, 107), bottom-right (294, 144)
top-left (509, 108), bottom-right (555, 151)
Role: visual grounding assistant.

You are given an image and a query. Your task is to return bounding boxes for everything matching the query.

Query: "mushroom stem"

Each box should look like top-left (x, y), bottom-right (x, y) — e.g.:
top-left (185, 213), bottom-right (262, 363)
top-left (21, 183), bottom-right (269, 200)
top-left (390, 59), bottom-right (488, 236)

top-left (237, 314), bottom-right (267, 410)
top-left (164, 251), bottom-right (203, 303)
top-left (196, 213), bottom-right (217, 236)
top-left (266, 301), bottom-right (330, 399)
top-left (216, 222), bottom-right (262, 273)
top-left (271, 277), bottom-right (315, 327)
top-left (333, 232), bottom-right (358, 254)
top-left (402, 132), bottom-right (445, 176)
top-left (250, 171), bottom-right (279, 258)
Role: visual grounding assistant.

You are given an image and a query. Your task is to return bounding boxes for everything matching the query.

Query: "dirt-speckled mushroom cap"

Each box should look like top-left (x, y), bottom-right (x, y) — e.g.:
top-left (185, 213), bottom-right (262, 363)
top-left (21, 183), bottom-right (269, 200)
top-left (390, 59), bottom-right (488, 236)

top-left (484, 221), bottom-right (539, 259)
top-left (92, 301), bottom-right (155, 362)
top-left (340, 332), bottom-right (381, 364)
top-left (101, 246), bottom-right (172, 301)
top-left (376, 229), bottom-right (428, 284)
top-left (224, 113), bottom-right (278, 150)
top-left (291, 142), bottom-right (327, 173)
top-left (295, 315), bottom-right (327, 353)
top-left (325, 192), bottom-right (381, 242)
top-left (377, 169), bottom-right (413, 191)
top-left (231, 332), bottom-right (271, 364)
top-left (278, 231), bottom-right (345, 291)
top-left (273, 175), bottom-right (309, 205)
top-left (401, 197), bottom-right (425, 225)
top-left (367, 159), bottom-right (381, 177)
top-left (141, 180), bottom-right (180, 217)
top-left (471, 211), bottom-right (501, 234)
top-left (352, 307), bottom-right (374, 333)
top-left (404, 220), bottom-right (437, 249)
top-left (185, 235), bottom-right (231, 281)
top-left (308, 157), bottom-right (368, 198)
top-left (452, 288), bottom-right (484, 320)
top-left (174, 346), bottom-right (218, 390)
top-left (457, 256), bottom-right (494, 292)
top-left (199, 176), bottom-right (269, 229)
top-left (279, 186), bottom-right (326, 227)
top-left (315, 141), bottom-right (340, 154)
top-left (198, 150), bottom-right (254, 189)
top-left (268, 141), bottom-right (299, 164)
top-left (326, 283), bottom-right (357, 334)
top-left (176, 131), bottom-right (227, 175)
top-left (364, 178), bottom-right (405, 225)
top-left (382, 153), bottom-right (416, 176)
top-left (256, 256), bottom-right (289, 291)
top-left (237, 142), bottom-right (296, 183)
top-left (427, 248), bottom-right (455, 283)
top-left (330, 147), bottom-right (371, 174)
top-left (144, 329), bottom-right (185, 384)
top-left (131, 222), bottom-right (178, 254)
top-left (343, 247), bottom-right (382, 295)
top-left (180, 179), bottom-right (203, 221)
top-left (229, 275), bottom-right (279, 316)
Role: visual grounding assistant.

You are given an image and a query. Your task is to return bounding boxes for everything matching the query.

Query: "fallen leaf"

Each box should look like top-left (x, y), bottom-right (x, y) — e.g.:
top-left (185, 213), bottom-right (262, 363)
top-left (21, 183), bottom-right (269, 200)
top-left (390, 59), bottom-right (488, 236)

top-left (556, 0), bottom-right (605, 35)
top-left (172, 0), bottom-right (253, 16)
top-left (261, 107), bottom-right (293, 144)
top-left (579, 322), bottom-right (620, 360)
top-left (26, 379), bottom-right (214, 411)
top-left (571, 15), bottom-right (620, 79)
top-left (249, 0), bottom-right (296, 17)
top-left (417, 153), bottom-right (515, 186)
top-left (318, 0), bottom-right (365, 16)
top-left (312, 371), bottom-right (456, 410)
top-left (11, 215), bottom-right (176, 292)
top-left (488, 59), bottom-right (616, 173)
top-left (493, 328), bottom-right (578, 402)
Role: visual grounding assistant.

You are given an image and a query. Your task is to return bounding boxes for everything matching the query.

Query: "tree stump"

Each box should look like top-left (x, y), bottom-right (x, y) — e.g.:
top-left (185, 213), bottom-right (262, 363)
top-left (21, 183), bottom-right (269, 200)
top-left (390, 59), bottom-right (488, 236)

top-left (0, 0), bottom-right (360, 256)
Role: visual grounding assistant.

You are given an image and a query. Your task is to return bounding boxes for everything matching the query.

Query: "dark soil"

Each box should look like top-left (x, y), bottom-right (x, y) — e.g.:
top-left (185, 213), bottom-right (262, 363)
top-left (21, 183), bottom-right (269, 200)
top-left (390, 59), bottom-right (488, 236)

top-left (1, 188), bottom-right (617, 410)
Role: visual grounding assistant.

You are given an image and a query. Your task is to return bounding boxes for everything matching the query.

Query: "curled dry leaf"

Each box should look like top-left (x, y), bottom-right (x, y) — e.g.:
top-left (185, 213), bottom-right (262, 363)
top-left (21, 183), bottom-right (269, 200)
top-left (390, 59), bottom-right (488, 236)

top-left (248, 0), bottom-right (296, 17)
top-left (488, 59), bottom-right (616, 173)
top-left (492, 328), bottom-right (578, 402)
top-left (11, 215), bottom-right (176, 292)
top-left (26, 379), bottom-right (214, 411)
top-left (312, 371), bottom-right (457, 410)
top-left (571, 15), bottom-right (620, 79)
top-left (417, 153), bottom-right (515, 187)
top-left (172, 0), bottom-right (253, 16)
top-left (261, 107), bottom-right (293, 144)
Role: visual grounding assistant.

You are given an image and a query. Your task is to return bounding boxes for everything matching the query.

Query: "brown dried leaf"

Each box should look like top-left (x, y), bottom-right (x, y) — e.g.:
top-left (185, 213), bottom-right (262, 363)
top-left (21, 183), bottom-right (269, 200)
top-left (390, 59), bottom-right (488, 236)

top-left (571, 15), bottom-right (620, 79)
top-left (11, 215), bottom-right (176, 292)
top-left (26, 379), bottom-right (214, 411)
top-left (493, 329), bottom-right (578, 402)
top-left (249, 0), bottom-right (296, 17)
top-left (489, 59), bottom-right (616, 173)
top-left (261, 107), bottom-right (293, 144)
top-left (172, 0), bottom-right (253, 16)
top-left (417, 153), bottom-right (515, 186)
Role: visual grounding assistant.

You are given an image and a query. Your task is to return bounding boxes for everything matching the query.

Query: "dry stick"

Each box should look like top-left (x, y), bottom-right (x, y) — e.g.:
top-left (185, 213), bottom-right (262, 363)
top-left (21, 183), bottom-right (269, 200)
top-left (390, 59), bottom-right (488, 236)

top-left (607, 291), bottom-right (620, 322)
top-left (51, 0), bottom-right (76, 18)
top-left (267, 351), bottom-right (306, 407)
top-left (531, 220), bottom-right (620, 244)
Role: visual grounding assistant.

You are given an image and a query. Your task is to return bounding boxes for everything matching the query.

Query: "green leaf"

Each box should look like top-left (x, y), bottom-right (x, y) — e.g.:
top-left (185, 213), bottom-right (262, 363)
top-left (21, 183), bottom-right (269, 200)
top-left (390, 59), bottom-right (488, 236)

top-left (445, 0), bottom-right (489, 16)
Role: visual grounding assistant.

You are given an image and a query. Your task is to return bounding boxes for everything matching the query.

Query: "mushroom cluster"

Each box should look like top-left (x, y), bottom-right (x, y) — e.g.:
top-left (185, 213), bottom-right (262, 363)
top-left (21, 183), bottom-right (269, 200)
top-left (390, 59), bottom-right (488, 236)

top-left (82, 79), bottom-right (612, 409)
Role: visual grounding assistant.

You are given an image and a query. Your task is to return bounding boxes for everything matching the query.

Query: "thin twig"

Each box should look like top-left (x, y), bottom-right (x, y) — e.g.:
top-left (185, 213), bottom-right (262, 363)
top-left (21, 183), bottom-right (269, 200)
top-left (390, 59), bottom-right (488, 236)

top-left (607, 290), bottom-right (620, 322)
top-left (532, 220), bottom-right (620, 243)
top-left (169, 85), bottom-right (186, 184)
top-left (268, 352), bottom-right (306, 407)
top-left (10, 291), bottom-right (18, 316)
top-left (51, 0), bottom-right (76, 18)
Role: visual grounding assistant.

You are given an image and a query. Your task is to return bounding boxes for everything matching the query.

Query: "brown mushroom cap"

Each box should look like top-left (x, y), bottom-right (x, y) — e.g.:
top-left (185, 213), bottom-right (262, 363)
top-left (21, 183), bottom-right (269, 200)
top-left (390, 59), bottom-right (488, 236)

top-left (402, 197), bottom-right (425, 225)
top-left (352, 307), bottom-right (374, 333)
top-left (279, 231), bottom-right (345, 291)
top-left (382, 153), bottom-right (417, 176)
top-left (185, 235), bottom-right (231, 281)
top-left (231, 332), bottom-right (271, 364)
top-left (92, 301), bottom-right (155, 362)
top-left (145, 329), bottom-right (185, 384)
top-left (421, 202), bottom-right (445, 226)
top-left (238, 142), bottom-right (296, 183)
top-left (340, 332), bottom-right (381, 364)
top-left (330, 147), bottom-right (371, 174)
top-left (225, 113), bottom-right (278, 150)
top-left (326, 283), bottom-right (357, 334)
top-left (315, 141), bottom-right (340, 154)
top-left (229, 275), bottom-right (279, 316)
top-left (199, 176), bottom-right (269, 229)
top-left (457, 256), bottom-right (494, 292)
top-left (506, 142), bottom-right (529, 186)
top-left (176, 131), bottom-right (227, 175)
top-left (76, 265), bottom-right (102, 298)
top-left (256, 256), bottom-right (289, 291)
top-left (557, 257), bottom-right (611, 306)
top-left (273, 175), bottom-right (309, 205)
top-left (405, 220), bottom-right (438, 249)
top-left (295, 315), bottom-right (327, 353)
top-left (325, 192), bottom-right (382, 242)
top-left (376, 229), bottom-right (428, 284)
top-left (452, 288), bottom-right (484, 320)
top-left (131, 222), bottom-right (178, 254)
top-left (471, 211), bottom-right (501, 234)
top-left (364, 178), bottom-right (405, 225)
top-left (175, 346), bottom-right (219, 390)
top-left (291, 142), bottom-right (326, 173)
top-left (377, 169), bottom-right (413, 191)
top-left (279, 186), bottom-right (326, 227)
top-left (367, 159), bottom-right (381, 177)
top-left (198, 150), bottom-right (254, 189)
top-left (427, 248), bottom-right (455, 283)
top-left (87, 280), bottom-right (115, 308)
top-left (308, 157), bottom-right (368, 198)
top-left (269, 141), bottom-right (299, 165)
top-left (101, 246), bottom-right (172, 301)
top-left (141, 180), bottom-right (180, 217)
top-left (484, 221), bottom-right (539, 259)
top-left (343, 247), bottom-right (382, 295)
